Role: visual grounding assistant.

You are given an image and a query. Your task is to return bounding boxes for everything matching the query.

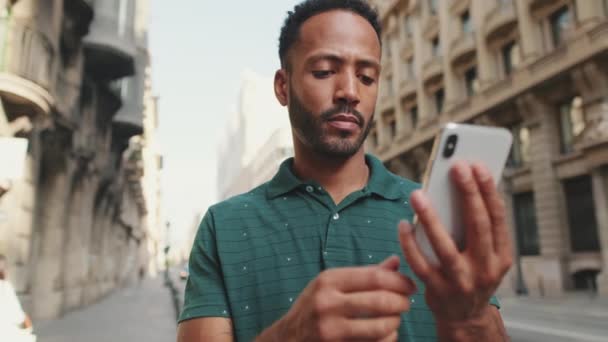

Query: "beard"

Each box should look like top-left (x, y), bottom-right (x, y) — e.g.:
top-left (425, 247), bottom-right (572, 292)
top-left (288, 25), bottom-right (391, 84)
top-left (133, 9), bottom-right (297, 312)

top-left (288, 87), bottom-right (374, 159)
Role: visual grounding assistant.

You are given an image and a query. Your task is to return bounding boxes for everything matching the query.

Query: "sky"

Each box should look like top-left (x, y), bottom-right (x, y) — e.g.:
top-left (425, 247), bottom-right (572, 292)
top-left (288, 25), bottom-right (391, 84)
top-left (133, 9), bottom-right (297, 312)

top-left (149, 1), bottom-right (301, 245)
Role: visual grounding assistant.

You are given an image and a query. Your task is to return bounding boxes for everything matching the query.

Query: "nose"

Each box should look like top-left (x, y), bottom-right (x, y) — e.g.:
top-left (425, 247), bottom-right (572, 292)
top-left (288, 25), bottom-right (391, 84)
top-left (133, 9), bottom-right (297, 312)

top-left (334, 71), bottom-right (360, 108)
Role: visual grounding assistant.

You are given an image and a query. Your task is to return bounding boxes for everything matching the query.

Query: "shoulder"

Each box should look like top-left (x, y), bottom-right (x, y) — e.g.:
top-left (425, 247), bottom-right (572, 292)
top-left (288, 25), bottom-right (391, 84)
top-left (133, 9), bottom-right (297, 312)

top-left (389, 172), bottom-right (421, 192)
top-left (207, 182), bottom-right (271, 223)
top-left (384, 170), bottom-right (421, 201)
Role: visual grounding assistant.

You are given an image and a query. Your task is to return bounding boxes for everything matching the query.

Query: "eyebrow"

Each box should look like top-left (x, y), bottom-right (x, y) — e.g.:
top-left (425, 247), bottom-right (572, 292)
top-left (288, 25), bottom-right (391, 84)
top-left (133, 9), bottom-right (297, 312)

top-left (307, 53), bottom-right (380, 70)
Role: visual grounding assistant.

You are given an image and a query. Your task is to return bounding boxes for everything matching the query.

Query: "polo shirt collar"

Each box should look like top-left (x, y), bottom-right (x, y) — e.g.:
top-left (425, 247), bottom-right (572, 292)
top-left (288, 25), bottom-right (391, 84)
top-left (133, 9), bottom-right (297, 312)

top-left (266, 158), bottom-right (303, 199)
top-left (364, 154), bottom-right (404, 200)
top-left (266, 154), bottom-right (405, 200)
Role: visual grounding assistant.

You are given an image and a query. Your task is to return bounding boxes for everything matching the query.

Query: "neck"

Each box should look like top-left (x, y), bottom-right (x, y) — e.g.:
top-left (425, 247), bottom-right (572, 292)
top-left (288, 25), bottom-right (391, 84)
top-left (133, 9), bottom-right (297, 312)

top-left (292, 141), bottom-right (369, 204)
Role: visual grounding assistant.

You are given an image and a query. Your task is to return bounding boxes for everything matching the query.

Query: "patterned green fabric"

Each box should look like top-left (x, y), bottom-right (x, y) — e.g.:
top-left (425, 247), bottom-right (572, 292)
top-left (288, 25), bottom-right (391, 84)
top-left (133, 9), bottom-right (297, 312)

top-left (180, 154), bottom-right (500, 341)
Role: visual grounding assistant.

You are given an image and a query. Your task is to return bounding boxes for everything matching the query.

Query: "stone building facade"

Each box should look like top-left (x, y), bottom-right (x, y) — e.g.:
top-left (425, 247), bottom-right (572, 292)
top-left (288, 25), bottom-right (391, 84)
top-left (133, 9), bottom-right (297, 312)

top-left (0, 0), bottom-right (163, 319)
top-left (367, 0), bottom-right (608, 297)
top-left (217, 70), bottom-right (292, 201)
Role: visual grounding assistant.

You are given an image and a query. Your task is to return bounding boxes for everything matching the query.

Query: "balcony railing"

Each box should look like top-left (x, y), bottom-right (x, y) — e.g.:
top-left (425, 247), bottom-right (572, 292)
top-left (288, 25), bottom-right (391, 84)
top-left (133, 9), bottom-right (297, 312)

top-left (113, 75), bottom-right (144, 137)
top-left (0, 17), bottom-right (55, 115)
top-left (449, 31), bottom-right (477, 67)
top-left (484, 0), bottom-right (518, 43)
top-left (422, 55), bottom-right (443, 85)
top-left (84, 10), bottom-right (136, 81)
top-left (399, 79), bottom-right (417, 101)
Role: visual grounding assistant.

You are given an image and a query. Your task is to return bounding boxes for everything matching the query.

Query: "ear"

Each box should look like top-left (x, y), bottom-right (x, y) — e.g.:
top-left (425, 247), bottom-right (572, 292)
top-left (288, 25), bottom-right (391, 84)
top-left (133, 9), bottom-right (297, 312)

top-left (274, 69), bottom-right (288, 107)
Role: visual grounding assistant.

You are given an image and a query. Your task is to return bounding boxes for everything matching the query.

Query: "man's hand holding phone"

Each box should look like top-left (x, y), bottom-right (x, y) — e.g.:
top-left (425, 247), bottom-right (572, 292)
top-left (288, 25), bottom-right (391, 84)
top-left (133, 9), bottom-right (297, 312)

top-left (398, 161), bottom-right (513, 337)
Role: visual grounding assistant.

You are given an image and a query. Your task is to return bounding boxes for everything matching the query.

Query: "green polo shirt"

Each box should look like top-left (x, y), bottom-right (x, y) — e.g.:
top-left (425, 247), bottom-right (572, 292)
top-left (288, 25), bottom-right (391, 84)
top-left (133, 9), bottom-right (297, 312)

top-left (180, 154), bottom-right (499, 341)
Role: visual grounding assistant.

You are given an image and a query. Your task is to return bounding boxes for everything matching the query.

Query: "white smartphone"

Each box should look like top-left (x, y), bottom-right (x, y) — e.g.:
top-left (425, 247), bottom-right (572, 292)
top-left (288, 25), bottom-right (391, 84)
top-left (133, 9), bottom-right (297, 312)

top-left (414, 122), bottom-right (513, 265)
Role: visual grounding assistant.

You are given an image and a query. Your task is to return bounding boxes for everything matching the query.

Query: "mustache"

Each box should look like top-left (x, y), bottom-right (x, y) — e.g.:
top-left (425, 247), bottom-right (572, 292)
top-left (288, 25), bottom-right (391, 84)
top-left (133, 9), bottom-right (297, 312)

top-left (319, 105), bottom-right (365, 128)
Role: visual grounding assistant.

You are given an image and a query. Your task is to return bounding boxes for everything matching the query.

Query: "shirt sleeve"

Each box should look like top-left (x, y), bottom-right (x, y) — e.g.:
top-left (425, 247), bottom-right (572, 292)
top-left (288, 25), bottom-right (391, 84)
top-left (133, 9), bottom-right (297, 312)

top-left (178, 209), bottom-right (231, 323)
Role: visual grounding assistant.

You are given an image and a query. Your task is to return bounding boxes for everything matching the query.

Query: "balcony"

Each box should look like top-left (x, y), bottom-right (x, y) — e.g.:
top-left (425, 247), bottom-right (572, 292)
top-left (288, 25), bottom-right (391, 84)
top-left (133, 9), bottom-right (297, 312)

top-left (484, 0), bottom-right (518, 43)
top-left (527, 0), bottom-right (563, 13)
top-left (113, 101), bottom-right (144, 139)
top-left (377, 91), bottom-right (393, 113)
top-left (422, 56), bottom-right (443, 85)
top-left (399, 79), bottom-right (417, 101)
top-left (400, 39), bottom-right (414, 60)
top-left (0, 18), bottom-right (55, 117)
top-left (112, 65), bottom-right (145, 138)
top-left (449, 31), bottom-right (477, 67)
top-left (450, 0), bottom-right (471, 15)
top-left (422, 14), bottom-right (439, 40)
top-left (84, 1), bottom-right (136, 81)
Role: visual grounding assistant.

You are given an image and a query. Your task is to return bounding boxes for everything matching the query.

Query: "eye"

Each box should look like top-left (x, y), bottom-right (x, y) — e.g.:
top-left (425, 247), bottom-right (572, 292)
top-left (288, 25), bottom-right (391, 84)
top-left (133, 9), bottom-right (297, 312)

top-left (312, 70), bottom-right (334, 79)
top-left (359, 75), bottom-right (376, 86)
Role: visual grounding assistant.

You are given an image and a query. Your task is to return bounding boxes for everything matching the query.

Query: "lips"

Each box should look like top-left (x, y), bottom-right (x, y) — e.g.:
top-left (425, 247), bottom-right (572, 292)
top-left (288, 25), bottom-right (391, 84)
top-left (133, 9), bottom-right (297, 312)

top-left (327, 113), bottom-right (361, 127)
top-left (326, 113), bottom-right (362, 131)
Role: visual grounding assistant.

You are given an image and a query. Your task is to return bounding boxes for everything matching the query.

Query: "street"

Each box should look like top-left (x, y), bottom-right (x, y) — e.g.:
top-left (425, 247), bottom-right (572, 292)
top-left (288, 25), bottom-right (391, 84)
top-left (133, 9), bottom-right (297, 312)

top-left (35, 275), bottom-right (177, 342)
top-left (31, 270), bottom-right (608, 342)
top-left (502, 295), bottom-right (608, 342)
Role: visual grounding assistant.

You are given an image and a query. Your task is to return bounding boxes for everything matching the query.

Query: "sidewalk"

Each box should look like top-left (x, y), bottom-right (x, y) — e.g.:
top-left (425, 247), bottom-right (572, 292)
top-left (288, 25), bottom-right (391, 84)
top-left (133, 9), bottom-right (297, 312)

top-left (500, 293), bottom-right (608, 342)
top-left (500, 292), bottom-right (608, 318)
top-left (36, 276), bottom-right (177, 342)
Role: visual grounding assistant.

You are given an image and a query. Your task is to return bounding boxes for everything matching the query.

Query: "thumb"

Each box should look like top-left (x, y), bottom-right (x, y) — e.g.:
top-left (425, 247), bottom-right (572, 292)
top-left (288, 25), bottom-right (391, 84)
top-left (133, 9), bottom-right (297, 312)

top-left (378, 255), bottom-right (400, 271)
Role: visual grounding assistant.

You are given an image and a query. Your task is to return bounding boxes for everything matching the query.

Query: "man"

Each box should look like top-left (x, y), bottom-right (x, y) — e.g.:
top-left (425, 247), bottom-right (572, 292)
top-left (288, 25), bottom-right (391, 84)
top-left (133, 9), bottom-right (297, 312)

top-left (178, 0), bottom-right (512, 340)
top-left (0, 254), bottom-right (34, 342)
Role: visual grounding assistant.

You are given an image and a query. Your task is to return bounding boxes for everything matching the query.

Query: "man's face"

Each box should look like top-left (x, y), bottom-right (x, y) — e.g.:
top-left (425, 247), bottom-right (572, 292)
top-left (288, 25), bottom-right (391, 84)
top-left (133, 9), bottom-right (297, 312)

top-left (280, 10), bottom-right (381, 158)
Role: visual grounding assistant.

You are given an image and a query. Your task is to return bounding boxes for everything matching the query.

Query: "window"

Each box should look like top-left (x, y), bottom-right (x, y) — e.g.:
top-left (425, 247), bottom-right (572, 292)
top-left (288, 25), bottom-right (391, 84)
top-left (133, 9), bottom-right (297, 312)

top-left (461, 10), bottom-right (472, 34)
top-left (508, 123), bottom-right (530, 167)
top-left (464, 66), bottom-right (479, 97)
top-left (513, 192), bottom-right (540, 256)
top-left (501, 41), bottom-right (521, 76)
top-left (404, 15), bottom-right (412, 36)
top-left (431, 36), bottom-right (441, 57)
top-left (429, 0), bottom-right (439, 15)
top-left (411, 106), bottom-right (419, 128)
top-left (389, 119), bottom-right (397, 138)
top-left (386, 75), bottom-right (394, 97)
top-left (564, 176), bottom-right (600, 252)
top-left (383, 111), bottom-right (397, 140)
top-left (384, 39), bottom-right (392, 58)
top-left (407, 58), bottom-right (415, 79)
top-left (558, 96), bottom-right (585, 154)
top-left (550, 6), bottom-right (571, 47)
top-left (370, 128), bottom-right (379, 147)
top-left (573, 270), bottom-right (599, 291)
top-left (434, 88), bottom-right (445, 114)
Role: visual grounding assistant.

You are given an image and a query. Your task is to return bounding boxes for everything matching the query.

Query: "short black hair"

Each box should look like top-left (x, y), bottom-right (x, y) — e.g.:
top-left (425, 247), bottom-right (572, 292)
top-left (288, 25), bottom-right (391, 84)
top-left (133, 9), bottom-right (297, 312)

top-left (278, 0), bottom-right (382, 69)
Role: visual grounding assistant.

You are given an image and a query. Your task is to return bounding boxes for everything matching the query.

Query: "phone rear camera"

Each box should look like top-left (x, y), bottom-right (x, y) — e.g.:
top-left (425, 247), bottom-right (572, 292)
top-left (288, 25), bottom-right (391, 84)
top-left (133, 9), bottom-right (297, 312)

top-left (443, 134), bottom-right (458, 158)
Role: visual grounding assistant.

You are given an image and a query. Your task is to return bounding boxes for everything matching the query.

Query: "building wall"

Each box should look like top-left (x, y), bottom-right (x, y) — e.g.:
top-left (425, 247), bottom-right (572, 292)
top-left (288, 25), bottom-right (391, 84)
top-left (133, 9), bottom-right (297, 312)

top-left (0, 0), bottom-right (162, 319)
top-left (217, 70), bottom-right (292, 201)
top-left (368, 0), bottom-right (608, 297)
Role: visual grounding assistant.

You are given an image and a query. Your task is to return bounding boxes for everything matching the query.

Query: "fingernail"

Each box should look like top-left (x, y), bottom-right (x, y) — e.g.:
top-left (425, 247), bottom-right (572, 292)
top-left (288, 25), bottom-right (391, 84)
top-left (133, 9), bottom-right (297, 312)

top-left (404, 276), bottom-right (418, 294)
top-left (411, 191), bottom-right (428, 209)
top-left (474, 163), bottom-right (491, 182)
top-left (410, 279), bottom-right (418, 294)
top-left (456, 163), bottom-right (469, 177)
top-left (399, 220), bottom-right (412, 234)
